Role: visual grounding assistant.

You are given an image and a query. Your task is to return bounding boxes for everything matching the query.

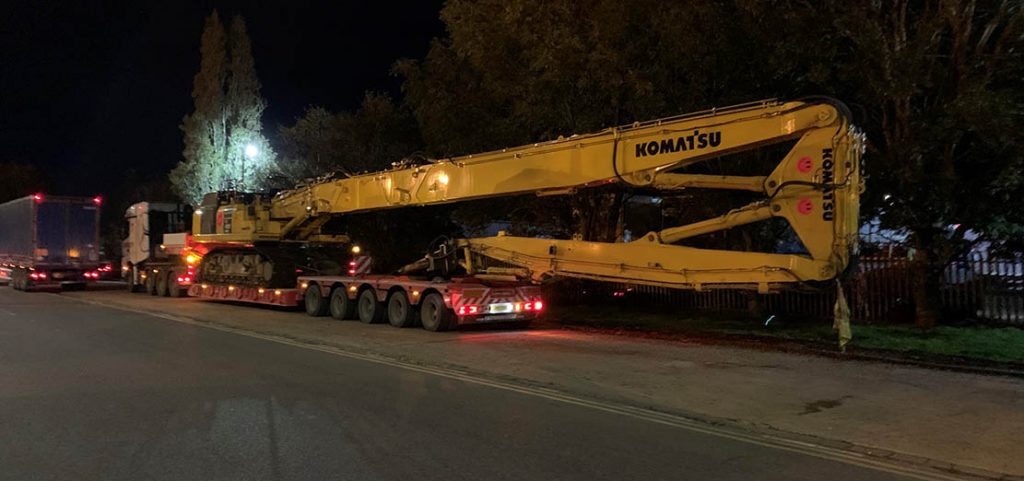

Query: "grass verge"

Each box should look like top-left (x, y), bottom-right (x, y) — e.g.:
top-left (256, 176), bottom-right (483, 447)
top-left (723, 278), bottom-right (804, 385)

top-left (544, 304), bottom-right (1024, 365)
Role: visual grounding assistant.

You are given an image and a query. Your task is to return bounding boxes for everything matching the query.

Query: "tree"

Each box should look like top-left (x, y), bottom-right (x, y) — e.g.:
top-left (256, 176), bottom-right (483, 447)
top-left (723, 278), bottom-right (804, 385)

top-left (171, 11), bottom-right (277, 204)
top-left (0, 162), bottom-right (46, 203)
top-left (277, 106), bottom-right (341, 180)
top-left (171, 11), bottom-right (227, 203)
top-left (834, 0), bottom-right (1024, 328)
top-left (278, 92), bottom-right (420, 181)
top-left (225, 15), bottom-right (276, 191)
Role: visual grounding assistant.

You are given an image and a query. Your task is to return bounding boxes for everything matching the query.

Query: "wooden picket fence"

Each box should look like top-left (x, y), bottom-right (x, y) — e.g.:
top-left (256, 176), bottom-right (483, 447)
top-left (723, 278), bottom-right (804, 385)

top-left (555, 254), bottom-right (1024, 326)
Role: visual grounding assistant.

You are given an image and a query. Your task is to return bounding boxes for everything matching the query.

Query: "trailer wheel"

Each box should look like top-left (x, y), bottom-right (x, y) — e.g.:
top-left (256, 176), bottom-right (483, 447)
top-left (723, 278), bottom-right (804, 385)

top-left (304, 284), bottom-right (329, 317)
top-left (419, 293), bottom-right (454, 332)
top-left (156, 271), bottom-right (169, 297)
top-left (387, 291), bottom-right (416, 328)
top-left (329, 288), bottom-right (355, 320)
top-left (357, 289), bottom-right (384, 324)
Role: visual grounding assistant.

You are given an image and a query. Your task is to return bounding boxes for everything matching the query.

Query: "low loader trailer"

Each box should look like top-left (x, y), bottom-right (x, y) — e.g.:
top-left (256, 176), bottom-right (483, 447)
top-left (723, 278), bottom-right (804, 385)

top-left (185, 272), bottom-right (543, 331)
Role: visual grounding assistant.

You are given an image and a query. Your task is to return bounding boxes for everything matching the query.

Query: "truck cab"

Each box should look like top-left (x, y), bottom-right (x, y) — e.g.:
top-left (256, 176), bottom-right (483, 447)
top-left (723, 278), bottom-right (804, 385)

top-left (123, 202), bottom-right (195, 295)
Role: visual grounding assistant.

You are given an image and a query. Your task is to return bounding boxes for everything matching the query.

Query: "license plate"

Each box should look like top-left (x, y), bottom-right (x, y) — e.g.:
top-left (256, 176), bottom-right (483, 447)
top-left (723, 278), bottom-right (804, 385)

top-left (488, 303), bottom-right (513, 314)
top-left (52, 272), bottom-right (64, 279)
top-left (481, 314), bottom-right (518, 321)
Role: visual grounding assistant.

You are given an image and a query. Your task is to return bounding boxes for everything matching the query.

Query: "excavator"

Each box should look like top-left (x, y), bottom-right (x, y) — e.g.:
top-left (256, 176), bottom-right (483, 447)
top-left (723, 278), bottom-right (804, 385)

top-left (186, 98), bottom-right (863, 328)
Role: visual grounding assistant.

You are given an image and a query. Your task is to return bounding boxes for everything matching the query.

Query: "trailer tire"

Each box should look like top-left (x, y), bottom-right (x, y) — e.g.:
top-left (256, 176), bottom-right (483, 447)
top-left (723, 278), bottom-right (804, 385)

top-left (357, 289), bottom-right (384, 324)
top-left (304, 284), bottom-right (329, 317)
top-left (419, 293), bottom-right (454, 332)
top-left (387, 291), bottom-right (416, 328)
top-left (329, 288), bottom-right (355, 320)
top-left (156, 271), bottom-right (169, 297)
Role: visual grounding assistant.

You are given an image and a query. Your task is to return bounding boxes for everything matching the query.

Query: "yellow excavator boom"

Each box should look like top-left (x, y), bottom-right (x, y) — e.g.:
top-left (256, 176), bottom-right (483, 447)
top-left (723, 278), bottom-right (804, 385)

top-left (193, 98), bottom-right (863, 291)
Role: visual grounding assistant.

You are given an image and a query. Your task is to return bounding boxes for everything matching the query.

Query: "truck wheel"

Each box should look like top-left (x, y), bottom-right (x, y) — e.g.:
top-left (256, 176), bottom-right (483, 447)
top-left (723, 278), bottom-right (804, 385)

top-left (419, 293), bottom-right (454, 332)
top-left (168, 278), bottom-right (184, 298)
top-left (357, 289), bottom-right (384, 324)
top-left (145, 272), bottom-right (157, 295)
top-left (304, 284), bottom-right (329, 317)
top-left (156, 272), bottom-right (169, 297)
top-left (387, 291), bottom-right (416, 328)
top-left (329, 287), bottom-right (355, 320)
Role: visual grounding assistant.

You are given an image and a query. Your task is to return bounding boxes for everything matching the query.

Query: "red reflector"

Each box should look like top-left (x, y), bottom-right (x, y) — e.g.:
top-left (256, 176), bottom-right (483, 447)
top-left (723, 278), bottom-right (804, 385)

top-left (33, 193), bottom-right (43, 202)
top-left (468, 305), bottom-right (479, 315)
top-left (93, 196), bottom-right (102, 205)
top-left (458, 305), bottom-right (479, 315)
top-left (524, 302), bottom-right (533, 311)
top-left (534, 300), bottom-right (544, 311)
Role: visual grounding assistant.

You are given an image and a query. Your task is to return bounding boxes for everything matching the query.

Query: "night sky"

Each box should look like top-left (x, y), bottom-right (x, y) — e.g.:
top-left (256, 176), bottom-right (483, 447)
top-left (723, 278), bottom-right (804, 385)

top-left (1, 1), bottom-right (444, 196)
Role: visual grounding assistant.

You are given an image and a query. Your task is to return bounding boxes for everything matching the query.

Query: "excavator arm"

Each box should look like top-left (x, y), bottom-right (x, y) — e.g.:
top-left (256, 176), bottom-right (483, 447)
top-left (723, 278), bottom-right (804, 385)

top-left (194, 98), bottom-right (863, 291)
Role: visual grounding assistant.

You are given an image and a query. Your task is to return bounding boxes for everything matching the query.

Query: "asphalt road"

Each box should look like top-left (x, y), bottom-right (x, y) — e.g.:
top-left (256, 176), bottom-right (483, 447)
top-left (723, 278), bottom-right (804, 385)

top-left (0, 288), bottom-right (922, 481)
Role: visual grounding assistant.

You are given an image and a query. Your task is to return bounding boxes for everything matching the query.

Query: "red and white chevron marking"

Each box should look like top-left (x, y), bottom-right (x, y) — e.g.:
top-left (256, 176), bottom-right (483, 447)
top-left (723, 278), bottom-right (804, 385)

top-left (347, 256), bottom-right (372, 275)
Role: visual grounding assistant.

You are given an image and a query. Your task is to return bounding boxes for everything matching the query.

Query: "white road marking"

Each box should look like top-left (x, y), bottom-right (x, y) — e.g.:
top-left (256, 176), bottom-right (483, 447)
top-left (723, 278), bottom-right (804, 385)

top-left (59, 294), bottom-right (994, 481)
top-left (0, 308), bottom-right (16, 316)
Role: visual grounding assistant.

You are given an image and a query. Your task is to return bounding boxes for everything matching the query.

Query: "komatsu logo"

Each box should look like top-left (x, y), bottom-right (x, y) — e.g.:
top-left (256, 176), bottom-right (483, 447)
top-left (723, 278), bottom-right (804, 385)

top-left (635, 130), bottom-right (722, 157)
top-left (821, 148), bottom-right (835, 222)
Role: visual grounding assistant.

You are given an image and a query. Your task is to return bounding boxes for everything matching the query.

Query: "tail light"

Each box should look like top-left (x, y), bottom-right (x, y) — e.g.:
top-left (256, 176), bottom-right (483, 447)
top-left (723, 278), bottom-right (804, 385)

top-left (457, 305), bottom-right (479, 316)
top-left (30, 272), bottom-right (46, 280)
top-left (176, 276), bottom-right (192, 284)
top-left (519, 300), bottom-right (544, 312)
